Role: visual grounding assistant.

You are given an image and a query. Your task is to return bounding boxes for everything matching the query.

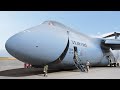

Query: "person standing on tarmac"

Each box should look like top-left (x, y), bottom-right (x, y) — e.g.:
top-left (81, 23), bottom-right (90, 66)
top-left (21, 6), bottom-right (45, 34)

top-left (86, 60), bottom-right (90, 72)
top-left (43, 65), bottom-right (48, 77)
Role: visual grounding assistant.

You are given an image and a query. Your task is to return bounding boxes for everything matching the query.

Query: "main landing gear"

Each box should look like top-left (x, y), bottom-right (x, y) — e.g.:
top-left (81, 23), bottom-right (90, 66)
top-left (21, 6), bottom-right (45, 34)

top-left (109, 63), bottom-right (119, 67)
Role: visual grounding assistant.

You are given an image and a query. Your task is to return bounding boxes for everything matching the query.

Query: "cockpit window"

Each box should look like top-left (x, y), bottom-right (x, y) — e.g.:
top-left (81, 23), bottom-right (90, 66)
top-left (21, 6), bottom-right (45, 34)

top-left (42, 21), bottom-right (70, 30)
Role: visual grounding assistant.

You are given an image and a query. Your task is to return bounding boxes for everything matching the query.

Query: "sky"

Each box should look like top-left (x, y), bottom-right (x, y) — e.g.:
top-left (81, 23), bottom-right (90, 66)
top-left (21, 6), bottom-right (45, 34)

top-left (0, 11), bottom-right (120, 50)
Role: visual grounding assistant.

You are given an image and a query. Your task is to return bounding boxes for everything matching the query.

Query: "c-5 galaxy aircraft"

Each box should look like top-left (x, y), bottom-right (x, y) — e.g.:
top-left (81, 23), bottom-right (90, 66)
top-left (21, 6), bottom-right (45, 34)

top-left (5, 21), bottom-right (120, 72)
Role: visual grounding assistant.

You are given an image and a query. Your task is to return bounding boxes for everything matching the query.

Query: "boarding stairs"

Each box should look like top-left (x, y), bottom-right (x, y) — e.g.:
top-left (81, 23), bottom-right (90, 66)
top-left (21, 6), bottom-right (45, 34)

top-left (73, 52), bottom-right (86, 72)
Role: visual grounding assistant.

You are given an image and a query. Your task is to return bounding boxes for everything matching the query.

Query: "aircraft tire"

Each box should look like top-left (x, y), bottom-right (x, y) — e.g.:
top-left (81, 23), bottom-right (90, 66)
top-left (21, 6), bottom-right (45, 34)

top-left (113, 63), bottom-right (117, 67)
top-left (117, 63), bottom-right (119, 67)
top-left (110, 64), bottom-right (112, 67)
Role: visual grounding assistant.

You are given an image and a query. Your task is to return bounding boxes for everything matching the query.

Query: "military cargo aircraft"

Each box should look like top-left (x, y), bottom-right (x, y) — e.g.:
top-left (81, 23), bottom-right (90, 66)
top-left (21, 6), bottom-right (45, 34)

top-left (5, 21), bottom-right (120, 72)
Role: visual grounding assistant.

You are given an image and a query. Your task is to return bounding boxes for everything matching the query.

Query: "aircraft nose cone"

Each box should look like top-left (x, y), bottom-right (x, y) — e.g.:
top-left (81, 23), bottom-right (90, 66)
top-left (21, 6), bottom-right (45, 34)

top-left (5, 33), bottom-right (21, 58)
top-left (5, 32), bottom-right (32, 62)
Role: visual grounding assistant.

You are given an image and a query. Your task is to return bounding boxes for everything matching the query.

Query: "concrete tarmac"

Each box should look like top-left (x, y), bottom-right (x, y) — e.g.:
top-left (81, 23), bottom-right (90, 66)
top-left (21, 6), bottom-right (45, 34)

top-left (0, 60), bottom-right (120, 79)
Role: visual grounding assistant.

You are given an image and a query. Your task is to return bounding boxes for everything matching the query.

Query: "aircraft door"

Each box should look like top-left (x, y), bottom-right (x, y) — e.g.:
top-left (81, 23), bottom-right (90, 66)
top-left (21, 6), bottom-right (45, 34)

top-left (73, 46), bottom-right (78, 59)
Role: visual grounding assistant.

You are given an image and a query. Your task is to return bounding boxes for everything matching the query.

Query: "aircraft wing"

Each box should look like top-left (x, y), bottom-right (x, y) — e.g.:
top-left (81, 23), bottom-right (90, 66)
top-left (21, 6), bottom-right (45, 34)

top-left (103, 32), bottom-right (120, 39)
top-left (104, 39), bottom-right (120, 50)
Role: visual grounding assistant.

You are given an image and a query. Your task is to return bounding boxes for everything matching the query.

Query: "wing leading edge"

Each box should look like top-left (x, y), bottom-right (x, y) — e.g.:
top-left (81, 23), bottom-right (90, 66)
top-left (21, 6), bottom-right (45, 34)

top-left (103, 32), bottom-right (120, 39)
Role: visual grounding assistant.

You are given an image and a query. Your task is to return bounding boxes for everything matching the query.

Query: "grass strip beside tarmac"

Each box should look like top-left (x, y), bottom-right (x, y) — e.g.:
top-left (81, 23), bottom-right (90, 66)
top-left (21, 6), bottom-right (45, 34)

top-left (0, 57), bottom-right (16, 60)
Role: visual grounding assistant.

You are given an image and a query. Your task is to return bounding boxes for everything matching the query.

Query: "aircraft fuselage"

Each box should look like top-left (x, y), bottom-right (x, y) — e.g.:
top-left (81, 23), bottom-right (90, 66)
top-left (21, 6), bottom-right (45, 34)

top-left (5, 21), bottom-right (119, 69)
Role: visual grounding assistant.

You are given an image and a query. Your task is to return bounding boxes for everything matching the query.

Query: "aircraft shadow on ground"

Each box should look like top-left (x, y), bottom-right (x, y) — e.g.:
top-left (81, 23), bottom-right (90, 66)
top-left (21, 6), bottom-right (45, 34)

top-left (0, 68), bottom-right (63, 77)
top-left (0, 66), bottom-right (114, 77)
